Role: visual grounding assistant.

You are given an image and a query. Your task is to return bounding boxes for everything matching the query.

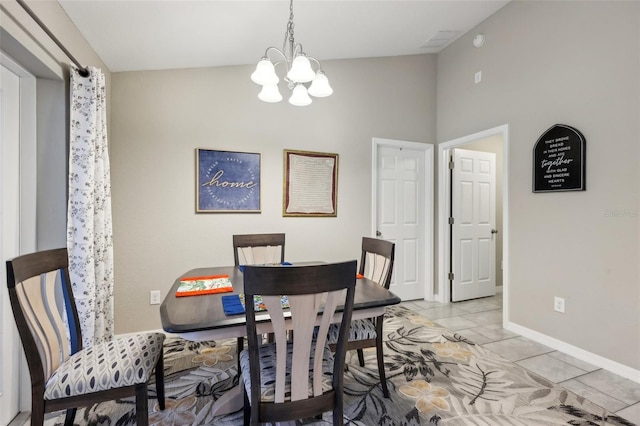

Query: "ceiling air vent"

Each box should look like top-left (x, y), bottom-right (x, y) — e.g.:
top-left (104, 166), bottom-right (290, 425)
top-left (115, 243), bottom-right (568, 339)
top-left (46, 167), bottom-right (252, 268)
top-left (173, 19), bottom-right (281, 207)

top-left (421, 30), bottom-right (461, 50)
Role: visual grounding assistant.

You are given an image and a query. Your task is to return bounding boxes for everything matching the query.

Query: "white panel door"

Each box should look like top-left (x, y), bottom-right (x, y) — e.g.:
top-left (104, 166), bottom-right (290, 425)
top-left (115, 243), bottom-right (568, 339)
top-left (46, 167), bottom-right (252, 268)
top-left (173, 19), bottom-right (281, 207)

top-left (0, 62), bottom-right (22, 425)
top-left (451, 148), bottom-right (496, 301)
top-left (377, 146), bottom-right (425, 300)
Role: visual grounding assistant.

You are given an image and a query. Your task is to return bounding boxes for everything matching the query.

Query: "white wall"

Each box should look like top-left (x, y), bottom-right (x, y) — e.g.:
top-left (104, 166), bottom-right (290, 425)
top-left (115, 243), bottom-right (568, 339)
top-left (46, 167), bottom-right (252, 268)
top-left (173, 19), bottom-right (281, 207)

top-left (110, 55), bottom-right (437, 333)
top-left (437, 1), bottom-right (639, 370)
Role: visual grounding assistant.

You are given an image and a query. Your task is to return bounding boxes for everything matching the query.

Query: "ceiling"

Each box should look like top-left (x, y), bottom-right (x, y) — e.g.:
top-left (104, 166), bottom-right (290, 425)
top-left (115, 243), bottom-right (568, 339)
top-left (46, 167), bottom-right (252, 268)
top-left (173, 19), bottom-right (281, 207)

top-left (58, 0), bottom-right (510, 73)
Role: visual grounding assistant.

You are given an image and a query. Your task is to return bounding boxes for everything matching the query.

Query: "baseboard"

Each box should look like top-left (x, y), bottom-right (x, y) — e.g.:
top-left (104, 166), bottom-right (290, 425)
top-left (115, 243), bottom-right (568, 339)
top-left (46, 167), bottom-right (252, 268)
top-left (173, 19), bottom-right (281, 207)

top-left (7, 411), bottom-right (30, 426)
top-left (505, 320), bottom-right (640, 384)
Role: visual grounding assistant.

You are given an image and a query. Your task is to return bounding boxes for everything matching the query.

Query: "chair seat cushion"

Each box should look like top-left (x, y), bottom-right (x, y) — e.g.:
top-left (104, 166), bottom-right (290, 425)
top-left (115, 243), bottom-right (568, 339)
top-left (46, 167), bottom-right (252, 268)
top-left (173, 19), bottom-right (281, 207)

top-left (239, 341), bottom-right (334, 403)
top-left (44, 333), bottom-right (165, 400)
top-left (327, 318), bottom-right (377, 344)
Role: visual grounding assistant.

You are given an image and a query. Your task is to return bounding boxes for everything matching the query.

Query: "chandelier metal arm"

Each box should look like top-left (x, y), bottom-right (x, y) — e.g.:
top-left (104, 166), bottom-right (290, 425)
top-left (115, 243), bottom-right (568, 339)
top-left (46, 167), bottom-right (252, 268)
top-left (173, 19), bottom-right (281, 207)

top-left (263, 46), bottom-right (288, 63)
top-left (307, 56), bottom-right (324, 72)
top-left (263, 46), bottom-right (323, 75)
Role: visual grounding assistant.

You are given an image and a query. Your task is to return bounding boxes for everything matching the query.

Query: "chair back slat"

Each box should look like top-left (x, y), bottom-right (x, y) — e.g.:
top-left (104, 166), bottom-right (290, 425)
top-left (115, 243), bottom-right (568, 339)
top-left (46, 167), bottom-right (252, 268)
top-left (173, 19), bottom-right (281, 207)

top-left (238, 245), bottom-right (282, 265)
top-left (262, 295), bottom-right (288, 403)
top-left (312, 290), bottom-right (341, 396)
top-left (233, 233), bottom-right (285, 266)
top-left (44, 269), bottom-right (71, 362)
top-left (15, 270), bottom-right (66, 380)
top-left (363, 253), bottom-right (391, 285)
top-left (288, 293), bottom-right (319, 401)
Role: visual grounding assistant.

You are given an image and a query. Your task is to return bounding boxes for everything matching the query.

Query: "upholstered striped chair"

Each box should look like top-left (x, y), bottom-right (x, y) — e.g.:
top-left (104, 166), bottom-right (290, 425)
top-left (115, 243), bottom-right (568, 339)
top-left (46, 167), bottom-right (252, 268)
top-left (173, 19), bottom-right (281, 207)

top-left (327, 237), bottom-right (395, 398)
top-left (240, 261), bottom-right (356, 425)
top-left (6, 248), bottom-right (165, 426)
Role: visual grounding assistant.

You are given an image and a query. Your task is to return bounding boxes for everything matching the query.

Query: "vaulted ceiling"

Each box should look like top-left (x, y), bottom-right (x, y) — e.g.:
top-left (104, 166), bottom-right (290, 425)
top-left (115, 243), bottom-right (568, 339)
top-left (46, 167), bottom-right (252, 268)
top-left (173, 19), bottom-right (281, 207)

top-left (59, 0), bottom-right (510, 72)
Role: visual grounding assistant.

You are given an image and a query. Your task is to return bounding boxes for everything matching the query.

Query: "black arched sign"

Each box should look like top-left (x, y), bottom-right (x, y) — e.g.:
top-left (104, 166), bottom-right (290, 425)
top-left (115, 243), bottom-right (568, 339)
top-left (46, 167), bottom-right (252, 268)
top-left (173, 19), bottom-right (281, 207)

top-left (533, 124), bottom-right (586, 192)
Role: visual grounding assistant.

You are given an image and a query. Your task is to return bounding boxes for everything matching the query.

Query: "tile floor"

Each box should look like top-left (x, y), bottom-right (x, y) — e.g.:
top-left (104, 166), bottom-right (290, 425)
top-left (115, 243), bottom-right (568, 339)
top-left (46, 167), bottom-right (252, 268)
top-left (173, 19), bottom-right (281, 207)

top-left (400, 288), bottom-right (640, 425)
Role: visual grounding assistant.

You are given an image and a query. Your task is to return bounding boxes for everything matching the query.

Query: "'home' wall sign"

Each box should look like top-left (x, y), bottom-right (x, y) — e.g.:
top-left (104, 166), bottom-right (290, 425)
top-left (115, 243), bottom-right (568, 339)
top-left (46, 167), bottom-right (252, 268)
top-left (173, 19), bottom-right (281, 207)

top-left (533, 124), bottom-right (586, 192)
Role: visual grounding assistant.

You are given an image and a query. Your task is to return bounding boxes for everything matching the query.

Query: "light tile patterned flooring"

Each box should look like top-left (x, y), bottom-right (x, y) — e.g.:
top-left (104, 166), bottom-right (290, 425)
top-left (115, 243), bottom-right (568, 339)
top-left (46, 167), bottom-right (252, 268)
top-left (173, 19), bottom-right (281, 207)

top-left (400, 288), bottom-right (640, 424)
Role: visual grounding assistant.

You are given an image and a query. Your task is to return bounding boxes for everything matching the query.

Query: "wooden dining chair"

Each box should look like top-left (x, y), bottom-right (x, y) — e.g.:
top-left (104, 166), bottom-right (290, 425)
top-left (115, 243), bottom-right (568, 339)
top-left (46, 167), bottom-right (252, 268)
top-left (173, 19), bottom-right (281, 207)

top-left (232, 233), bottom-right (285, 266)
top-left (233, 233), bottom-right (286, 356)
top-left (328, 237), bottom-right (395, 398)
top-left (6, 248), bottom-right (165, 426)
top-left (239, 261), bottom-right (356, 425)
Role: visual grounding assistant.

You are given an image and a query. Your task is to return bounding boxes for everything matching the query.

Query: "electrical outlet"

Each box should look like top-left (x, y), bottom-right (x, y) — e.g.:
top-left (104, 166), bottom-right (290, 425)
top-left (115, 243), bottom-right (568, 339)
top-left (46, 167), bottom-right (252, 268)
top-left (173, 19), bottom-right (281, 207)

top-left (553, 296), bottom-right (565, 313)
top-left (150, 290), bottom-right (161, 305)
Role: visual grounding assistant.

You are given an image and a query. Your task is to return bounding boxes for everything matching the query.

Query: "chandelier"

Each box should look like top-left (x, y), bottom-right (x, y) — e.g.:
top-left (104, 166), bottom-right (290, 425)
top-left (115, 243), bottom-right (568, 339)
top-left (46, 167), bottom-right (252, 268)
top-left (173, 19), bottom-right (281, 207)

top-left (250, 0), bottom-right (333, 106)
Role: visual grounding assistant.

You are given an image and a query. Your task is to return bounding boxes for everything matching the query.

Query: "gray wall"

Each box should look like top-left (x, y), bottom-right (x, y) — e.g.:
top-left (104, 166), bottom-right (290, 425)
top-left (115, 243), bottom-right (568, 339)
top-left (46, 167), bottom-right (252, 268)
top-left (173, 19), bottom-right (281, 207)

top-left (110, 55), bottom-right (437, 333)
top-left (437, 1), bottom-right (639, 369)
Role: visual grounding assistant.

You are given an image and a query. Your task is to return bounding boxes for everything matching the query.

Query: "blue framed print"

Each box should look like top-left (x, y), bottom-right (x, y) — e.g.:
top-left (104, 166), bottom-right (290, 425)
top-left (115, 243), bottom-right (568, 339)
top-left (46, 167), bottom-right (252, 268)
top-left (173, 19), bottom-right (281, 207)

top-left (196, 149), bottom-right (261, 213)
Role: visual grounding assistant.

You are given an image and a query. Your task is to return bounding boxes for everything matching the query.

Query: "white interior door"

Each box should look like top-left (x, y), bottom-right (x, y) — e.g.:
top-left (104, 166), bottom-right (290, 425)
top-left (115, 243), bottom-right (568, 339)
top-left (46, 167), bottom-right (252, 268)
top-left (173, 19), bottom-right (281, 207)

top-left (375, 141), bottom-right (430, 300)
top-left (451, 148), bottom-right (496, 302)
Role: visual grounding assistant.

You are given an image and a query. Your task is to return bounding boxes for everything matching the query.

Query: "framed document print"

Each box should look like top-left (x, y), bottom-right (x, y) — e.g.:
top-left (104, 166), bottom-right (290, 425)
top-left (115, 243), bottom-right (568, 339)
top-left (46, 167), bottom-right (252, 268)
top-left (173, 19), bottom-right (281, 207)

top-left (283, 149), bottom-right (338, 217)
top-left (196, 149), bottom-right (260, 213)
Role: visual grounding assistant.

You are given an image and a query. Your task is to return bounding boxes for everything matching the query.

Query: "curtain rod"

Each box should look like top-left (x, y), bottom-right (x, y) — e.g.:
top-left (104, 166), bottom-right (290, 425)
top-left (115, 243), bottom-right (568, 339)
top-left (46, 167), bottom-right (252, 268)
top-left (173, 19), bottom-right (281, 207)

top-left (16, 0), bottom-right (90, 77)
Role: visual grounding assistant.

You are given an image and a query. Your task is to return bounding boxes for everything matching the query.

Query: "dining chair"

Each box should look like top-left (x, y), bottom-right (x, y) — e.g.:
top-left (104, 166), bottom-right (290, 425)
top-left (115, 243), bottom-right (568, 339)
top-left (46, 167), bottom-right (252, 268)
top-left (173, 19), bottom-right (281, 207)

top-left (6, 248), bottom-right (165, 426)
top-left (233, 233), bottom-right (286, 356)
top-left (232, 233), bottom-right (285, 266)
top-left (240, 261), bottom-right (356, 425)
top-left (328, 237), bottom-right (395, 398)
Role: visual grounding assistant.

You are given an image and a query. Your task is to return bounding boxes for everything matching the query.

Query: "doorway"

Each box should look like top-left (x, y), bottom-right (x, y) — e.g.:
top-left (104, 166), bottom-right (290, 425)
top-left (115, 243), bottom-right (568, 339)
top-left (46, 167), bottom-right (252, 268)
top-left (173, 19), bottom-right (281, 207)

top-left (371, 138), bottom-right (434, 301)
top-left (437, 125), bottom-right (509, 320)
top-left (450, 147), bottom-right (497, 301)
top-left (0, 52), bottom-right (37, 424)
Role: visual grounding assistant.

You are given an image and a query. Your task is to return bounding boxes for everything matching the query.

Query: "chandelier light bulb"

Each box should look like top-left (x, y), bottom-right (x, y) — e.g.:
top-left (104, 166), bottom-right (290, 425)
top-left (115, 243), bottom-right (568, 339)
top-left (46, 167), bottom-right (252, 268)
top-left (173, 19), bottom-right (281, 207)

top-left (308, 71), bottom-right (333, 98)
top-left (251, 58), bottom-right (279, 86)
top-left (288, 83), bottom-right (312, 106)
top-left (258, 84), bottom-right (283, 103)
top-left (287, 54), bottom-right (316, 83)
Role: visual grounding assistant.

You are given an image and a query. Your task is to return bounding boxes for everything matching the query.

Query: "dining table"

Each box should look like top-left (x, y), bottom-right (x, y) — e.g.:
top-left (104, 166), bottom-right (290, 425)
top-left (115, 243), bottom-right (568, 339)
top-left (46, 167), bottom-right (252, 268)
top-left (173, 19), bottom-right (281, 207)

top-left (160, 263), bottom-right (401, 341)
top-left (159, 263), bottom-right (401, 417)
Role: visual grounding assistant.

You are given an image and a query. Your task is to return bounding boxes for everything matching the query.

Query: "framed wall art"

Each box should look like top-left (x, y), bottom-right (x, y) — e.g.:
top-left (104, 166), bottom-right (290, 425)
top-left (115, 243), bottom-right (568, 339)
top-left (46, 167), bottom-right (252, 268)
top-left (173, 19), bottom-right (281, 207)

top-left (283, 149), bottom-right (338, 217)
top-left (196, 149), bottom-right (261, 213)
top-left (533, 124), bottom-right (586, 193)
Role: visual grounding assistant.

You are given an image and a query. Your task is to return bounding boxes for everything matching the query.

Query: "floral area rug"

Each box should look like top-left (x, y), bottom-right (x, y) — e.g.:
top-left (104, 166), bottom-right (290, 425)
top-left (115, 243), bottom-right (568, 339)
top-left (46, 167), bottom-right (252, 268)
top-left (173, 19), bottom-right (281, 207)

top-left (46, 305), bottom-right (635, 425)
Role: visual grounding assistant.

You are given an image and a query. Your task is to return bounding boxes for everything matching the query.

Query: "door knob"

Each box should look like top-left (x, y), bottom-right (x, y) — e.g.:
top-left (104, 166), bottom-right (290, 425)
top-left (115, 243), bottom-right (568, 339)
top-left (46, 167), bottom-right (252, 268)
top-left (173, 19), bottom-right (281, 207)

top-left (491, 229), bottom-right (498, 234)
top-left (376, 230), bottom-right (382, 237)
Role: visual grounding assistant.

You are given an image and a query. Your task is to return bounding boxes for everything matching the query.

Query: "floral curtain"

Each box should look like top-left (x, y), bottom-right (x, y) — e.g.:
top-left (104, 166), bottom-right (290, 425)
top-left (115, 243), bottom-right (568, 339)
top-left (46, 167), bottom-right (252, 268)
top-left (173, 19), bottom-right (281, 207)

top-left (67, 67), bottom-right (114, 347)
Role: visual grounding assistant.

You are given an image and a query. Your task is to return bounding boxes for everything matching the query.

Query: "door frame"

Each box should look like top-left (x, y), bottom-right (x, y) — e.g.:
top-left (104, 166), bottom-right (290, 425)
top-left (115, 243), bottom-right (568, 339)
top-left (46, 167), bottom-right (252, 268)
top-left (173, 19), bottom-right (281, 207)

top-left (437, 125), bottom-right (509, 318)
top-left (0, 51), bottom-right (37, 421)
top-left (371, 138), bottom-right (434, 300)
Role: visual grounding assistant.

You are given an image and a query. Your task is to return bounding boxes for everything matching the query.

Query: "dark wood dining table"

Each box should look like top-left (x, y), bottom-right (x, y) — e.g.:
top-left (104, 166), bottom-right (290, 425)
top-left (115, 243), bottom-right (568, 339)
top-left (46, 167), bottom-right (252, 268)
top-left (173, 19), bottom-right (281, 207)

top-left (160, 264), bottom-right (401, 341)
